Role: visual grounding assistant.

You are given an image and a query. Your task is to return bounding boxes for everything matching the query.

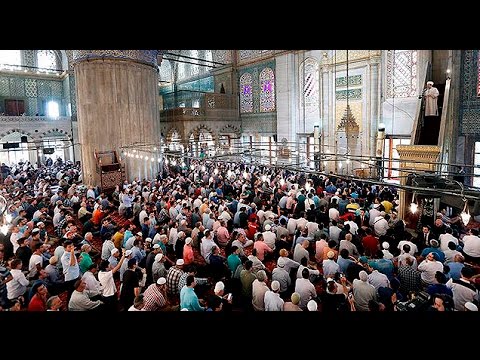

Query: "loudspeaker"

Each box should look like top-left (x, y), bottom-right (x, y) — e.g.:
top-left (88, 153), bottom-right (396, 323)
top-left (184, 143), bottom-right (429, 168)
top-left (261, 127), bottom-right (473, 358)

top-left (3, 143), bottom-right (19, 149)
top-left (43, 148), bottom-right (55, 154)
top-left (21, 136), bottom-right (28, 143)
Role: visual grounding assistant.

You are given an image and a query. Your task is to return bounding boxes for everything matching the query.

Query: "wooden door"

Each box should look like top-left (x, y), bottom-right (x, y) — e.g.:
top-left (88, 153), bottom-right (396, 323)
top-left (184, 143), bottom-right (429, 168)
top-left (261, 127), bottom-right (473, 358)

top-left (5, 99), bottom-right (25, 116)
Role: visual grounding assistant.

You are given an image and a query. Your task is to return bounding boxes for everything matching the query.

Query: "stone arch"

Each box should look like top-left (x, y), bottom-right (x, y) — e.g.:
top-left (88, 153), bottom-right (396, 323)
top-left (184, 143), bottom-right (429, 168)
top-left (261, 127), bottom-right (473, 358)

top-left (166, 127), bottom-right (182, 143)
top-left (39, 129), bottom-right (72, 141)
top-left (189, 124), bottom-right (216, 142)
top-left (219, 124), bottom-right (241, 136)
top-left (0, 128), bottom-right (35, 141)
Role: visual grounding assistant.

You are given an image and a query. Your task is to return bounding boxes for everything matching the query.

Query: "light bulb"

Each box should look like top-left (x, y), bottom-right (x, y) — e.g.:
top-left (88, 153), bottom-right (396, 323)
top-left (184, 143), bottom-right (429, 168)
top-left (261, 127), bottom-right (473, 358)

top-left (410, 203), bottom-right (418, 214)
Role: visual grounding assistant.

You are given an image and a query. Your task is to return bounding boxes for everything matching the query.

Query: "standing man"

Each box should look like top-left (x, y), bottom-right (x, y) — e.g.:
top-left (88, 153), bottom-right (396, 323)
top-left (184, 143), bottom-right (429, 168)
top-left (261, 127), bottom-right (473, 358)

top-left (424, 81), bottom-right (439, 117)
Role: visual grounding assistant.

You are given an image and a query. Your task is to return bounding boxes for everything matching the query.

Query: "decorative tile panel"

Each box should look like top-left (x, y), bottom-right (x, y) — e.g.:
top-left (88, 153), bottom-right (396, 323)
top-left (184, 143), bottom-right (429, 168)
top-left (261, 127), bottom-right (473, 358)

top-left (37, 80), bottom-right (51, 97)
top-left (10, 78), bottom-right (25, 96)
top-left (25, 78), bottom-right (37, 97)
top-left (23, 50), bottom-right (35, 67)
top-left (335, 89), bottom-right (362, 100)
top-left (0, 78), bottom-right (9, 96)
top-left (460, 50), bottom-right (480, 135)
top-left (386, 50), bottom-right (418, 98)
top-left (27, 98), bottom-right (38, 115)
top-left (213, 50), bottom-right (232, 64)
top-left (51, 81), bottom-right (63, 97)
top-left (335, 75), bottom-right (362, 87)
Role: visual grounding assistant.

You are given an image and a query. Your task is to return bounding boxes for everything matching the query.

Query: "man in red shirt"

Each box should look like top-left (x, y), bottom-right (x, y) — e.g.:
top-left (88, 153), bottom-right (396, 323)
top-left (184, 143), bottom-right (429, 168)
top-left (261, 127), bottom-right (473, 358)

top-left (28, 282), bottom-right (48, 311)
top-left (361, 228), bottom-right (379, 257)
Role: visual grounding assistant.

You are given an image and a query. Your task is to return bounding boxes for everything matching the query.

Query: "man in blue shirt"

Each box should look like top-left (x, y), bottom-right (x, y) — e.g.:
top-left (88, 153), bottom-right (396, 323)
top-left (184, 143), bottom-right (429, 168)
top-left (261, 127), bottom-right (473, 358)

top-left (180, 275), bottom-right (205, 311)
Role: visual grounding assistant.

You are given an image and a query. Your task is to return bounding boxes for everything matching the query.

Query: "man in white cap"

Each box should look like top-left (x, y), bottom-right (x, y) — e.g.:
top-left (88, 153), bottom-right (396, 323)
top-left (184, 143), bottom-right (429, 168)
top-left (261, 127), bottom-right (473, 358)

top-left (152, 253), bottom-right (167, 284)
top-left (252, 270), bottom-right (269, 311)
top-left (108, 248), bottom-right (121, 268)
top-left (423, 80), bottom-right (439, 117)
top-left (142, 277), bottom-right (168, 311)
top-left (166, 259), bottom-right (184, 297)
top-left (352, 270), bottom-right (377, 311)
top-left (264, 280), bottom-right (284, 311)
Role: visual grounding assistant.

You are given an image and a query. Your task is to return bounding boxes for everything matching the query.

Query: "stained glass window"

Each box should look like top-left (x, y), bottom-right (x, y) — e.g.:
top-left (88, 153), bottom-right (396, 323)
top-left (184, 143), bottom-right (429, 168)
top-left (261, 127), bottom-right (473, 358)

top-left (259, 67), bottom-right (275, 112)
top-left (0, 50), bottom-right (21, 67)
top-left (37, 50), bottom-right (57, 70)
top-left (301, 58), bottom-right (319, 113)
top-left (386, 50), bottom-right (418, 98)
top-left (240, 73), bottom-right (253, 113)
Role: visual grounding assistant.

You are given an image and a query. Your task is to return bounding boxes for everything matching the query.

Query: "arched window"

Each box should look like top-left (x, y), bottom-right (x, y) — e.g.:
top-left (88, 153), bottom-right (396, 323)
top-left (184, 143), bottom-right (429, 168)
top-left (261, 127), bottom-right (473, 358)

top-left (259, 67), bottom-right (275, 112)
top-left (386, 50), bottom-right (418, 98)
top-left (37, 50), bottom-right (57, 69)
top-left (240, 73), bottom-right (253, 113)
top-left (301, 58), bottom-right (319, 114)
top-left (0, 50), bottom-right (21, 67)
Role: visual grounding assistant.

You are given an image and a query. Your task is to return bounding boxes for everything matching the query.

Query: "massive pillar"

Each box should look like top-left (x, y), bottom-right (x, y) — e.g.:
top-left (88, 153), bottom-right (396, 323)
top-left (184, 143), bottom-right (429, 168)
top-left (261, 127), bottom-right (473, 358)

top-left (72, 50), bottom-right (161, 185)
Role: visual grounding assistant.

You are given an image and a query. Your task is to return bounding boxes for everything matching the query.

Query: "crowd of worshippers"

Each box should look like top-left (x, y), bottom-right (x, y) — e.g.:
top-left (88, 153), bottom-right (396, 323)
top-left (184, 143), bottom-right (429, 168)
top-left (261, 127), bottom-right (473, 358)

top-left (0, 158), bottom-right (479, 312)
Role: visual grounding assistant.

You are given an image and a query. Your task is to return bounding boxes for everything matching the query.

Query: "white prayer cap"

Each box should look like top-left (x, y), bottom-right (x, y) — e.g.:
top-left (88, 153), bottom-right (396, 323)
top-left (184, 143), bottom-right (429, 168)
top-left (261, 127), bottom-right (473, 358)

top-left (427, 81), bottom-right (434, 85)
top-left (307, 300), bottom-right (318, 311)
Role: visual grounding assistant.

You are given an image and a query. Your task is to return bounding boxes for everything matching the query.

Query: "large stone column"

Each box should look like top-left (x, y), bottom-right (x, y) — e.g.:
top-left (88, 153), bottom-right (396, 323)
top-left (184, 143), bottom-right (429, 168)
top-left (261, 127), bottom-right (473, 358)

top-left (72, 50), bottom-right (161, 185)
